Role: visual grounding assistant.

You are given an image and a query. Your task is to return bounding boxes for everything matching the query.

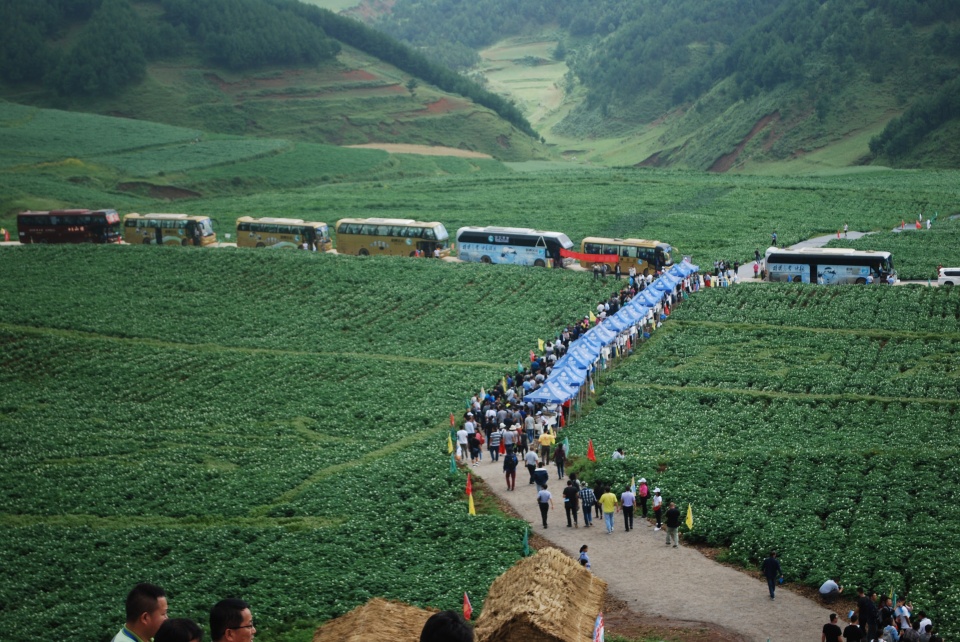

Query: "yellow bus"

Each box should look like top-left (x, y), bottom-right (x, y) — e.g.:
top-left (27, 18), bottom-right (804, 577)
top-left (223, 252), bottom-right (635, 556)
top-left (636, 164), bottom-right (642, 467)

top-left (334, 217), bottom-right (450, 258)
top-left (579, 237), bottom-right (673, 274)
top-left (123, 213), bottom-right (217, 246)
top-left (236, 217), bottom-right (332, 251)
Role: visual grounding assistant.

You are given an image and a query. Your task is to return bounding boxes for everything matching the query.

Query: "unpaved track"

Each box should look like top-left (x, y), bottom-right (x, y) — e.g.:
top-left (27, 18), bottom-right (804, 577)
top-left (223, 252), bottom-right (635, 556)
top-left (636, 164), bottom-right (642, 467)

top-left (470, 461), bottom-right (837, 641)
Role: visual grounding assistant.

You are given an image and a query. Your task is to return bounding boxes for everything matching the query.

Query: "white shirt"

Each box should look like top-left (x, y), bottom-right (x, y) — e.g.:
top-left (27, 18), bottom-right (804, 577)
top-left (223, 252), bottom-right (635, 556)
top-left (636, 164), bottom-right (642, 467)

top-left (456, 429), bottom-right (468, 445)
top-left (819, 579), bottom-right (840, 594)
top-left (612, 451), bottom-right (624, 460)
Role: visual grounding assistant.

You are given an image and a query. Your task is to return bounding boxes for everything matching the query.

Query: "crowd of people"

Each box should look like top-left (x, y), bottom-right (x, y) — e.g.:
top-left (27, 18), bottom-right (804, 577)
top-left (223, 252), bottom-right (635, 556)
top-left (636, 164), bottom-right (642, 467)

top-left (815, 588), bottom-right (942, 642)
top-left (109, 583), bottom-right (255, 642)
top-left (453, 268), bottom-right (698, 556)
top-left (111, 583), bottom-right (476, 642)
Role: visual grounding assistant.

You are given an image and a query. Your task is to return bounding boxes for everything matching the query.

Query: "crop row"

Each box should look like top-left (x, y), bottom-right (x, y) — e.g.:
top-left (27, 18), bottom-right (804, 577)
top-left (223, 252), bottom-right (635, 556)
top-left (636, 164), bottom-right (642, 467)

top-left (671, 282), bottom-right (960, 333)
top-left (0, 245), bottom-right (609, 363)
top-left (628, 323), bottom-right (960, 399)
top-left (564, 286), bottom-right (960, 639)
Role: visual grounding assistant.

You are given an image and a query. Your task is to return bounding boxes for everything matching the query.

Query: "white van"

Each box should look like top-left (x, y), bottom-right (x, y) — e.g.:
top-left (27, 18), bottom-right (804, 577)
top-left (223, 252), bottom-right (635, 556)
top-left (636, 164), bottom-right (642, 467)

top-left (938, 267), bottom-right (960, 287)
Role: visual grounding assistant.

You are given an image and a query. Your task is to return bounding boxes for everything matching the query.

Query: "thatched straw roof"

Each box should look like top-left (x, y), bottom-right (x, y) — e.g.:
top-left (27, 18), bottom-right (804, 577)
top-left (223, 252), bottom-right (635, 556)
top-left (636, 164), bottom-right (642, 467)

top-left (474, 547), bottom-right (607, 642)
top-left (312, 597), bottom-right (436, 642)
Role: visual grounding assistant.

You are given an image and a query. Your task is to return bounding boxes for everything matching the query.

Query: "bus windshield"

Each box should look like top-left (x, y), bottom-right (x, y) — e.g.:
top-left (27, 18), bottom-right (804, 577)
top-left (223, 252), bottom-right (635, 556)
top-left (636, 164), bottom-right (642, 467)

top-left (197, 218), bottom-right (215, 237)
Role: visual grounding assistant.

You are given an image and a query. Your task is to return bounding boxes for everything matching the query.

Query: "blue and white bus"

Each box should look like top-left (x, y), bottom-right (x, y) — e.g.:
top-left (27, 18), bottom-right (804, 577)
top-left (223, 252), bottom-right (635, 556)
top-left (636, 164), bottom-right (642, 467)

top-left (456, 226), bottom-right (574, 268)
top-left (765, 247), bottom-right (897, 284)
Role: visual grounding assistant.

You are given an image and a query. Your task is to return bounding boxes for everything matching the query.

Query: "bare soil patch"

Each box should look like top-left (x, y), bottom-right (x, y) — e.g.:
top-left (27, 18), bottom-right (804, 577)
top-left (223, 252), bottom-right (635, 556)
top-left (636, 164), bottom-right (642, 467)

top-left (345, 143), bottom-right (492, 158)
top-left (117, 182), bottom-right (200, 200)
top-left (709, 111), bottom-right (780, 173)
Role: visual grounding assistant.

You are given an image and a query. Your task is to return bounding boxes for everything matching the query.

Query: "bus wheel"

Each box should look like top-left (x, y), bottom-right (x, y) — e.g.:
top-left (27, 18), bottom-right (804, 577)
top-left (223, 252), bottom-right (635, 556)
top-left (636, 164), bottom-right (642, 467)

top-left (359, 249), bottom-right (369, 256)
top-left (256, 242), bottom-right (265, 248)
top-left (792, 276), bottom-right (802, 283)
top-left (409, 251), bottom-right (417, 257)
top-left (534, 259), bottom-right (546, 267)
top-left (855, 277), bottom-right (867, 285)
top-left (142, 238), bottom-right (151, 245)
top-left (481, 255), bottom-right (492, 264)
top-left (181, 238), bottom-right (190, 247)
top-left (944, 281), bottom-right (954, 287)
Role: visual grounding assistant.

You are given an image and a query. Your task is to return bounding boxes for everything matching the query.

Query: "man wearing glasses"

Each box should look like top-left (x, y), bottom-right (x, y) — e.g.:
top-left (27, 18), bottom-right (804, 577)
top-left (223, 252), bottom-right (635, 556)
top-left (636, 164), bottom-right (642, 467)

top-left (211, 598), bottom-right (257, 641)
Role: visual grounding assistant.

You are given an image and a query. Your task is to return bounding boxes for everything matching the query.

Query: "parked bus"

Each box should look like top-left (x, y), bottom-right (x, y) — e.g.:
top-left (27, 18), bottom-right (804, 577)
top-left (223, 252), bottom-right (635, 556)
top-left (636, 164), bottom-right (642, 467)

top-left (334, 217), bottom-right (450, 257)
top-left (579, 237), bottom-right (673, 274)
top-left (456, 226), bottom-right (574, 267)
top-left (236, 217), bottom-right (331, 251)
top-left (17, 209), bottom-right (122, 244)
top-left (764, 247), bottom-right (897, 284)
top-left (123, 213), bottom-right (217, 246)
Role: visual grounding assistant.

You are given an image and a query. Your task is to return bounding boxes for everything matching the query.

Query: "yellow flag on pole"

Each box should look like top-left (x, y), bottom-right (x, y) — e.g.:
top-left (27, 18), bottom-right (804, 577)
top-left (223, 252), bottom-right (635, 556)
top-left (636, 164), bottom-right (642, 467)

top-left (501, 376), bottom-right (507, 393)
top-left (685, 503), bottom-right (694, 530)
top-left (538, 338), bottom-right (545, 351)
top-left (589, 310), bottom-right (597, 323)
top-left (468, 493), bottom-right (476, 516)
top-left (447, 432), bottom-right (454, 454)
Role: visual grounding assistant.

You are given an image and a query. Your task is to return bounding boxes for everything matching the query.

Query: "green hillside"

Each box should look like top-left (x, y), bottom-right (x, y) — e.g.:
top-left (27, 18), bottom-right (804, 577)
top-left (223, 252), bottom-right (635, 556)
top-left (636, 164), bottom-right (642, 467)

top-left (371, 0), bottom-right (960, 171)
top-left (0, 0), bottom-right (542, 161)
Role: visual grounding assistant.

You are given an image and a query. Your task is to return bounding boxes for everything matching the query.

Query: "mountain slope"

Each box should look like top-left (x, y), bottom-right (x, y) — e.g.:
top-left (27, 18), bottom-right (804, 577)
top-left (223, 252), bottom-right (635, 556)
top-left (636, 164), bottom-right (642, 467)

top-left (369, 0), bottom-right (960, 170)
top-left (0, 0), bottom-right (542, 161)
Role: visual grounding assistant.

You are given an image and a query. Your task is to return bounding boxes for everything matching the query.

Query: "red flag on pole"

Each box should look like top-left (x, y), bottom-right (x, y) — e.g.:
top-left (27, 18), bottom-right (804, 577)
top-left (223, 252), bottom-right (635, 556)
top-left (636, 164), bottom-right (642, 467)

top-left (530, 350), bottom-right (536, 362)
top-left (587, 439), bottom-right (597, 462)
top-left (463, 592), bottom-right (472, 620)
top-left (559, 411), bottom-right (565, 427)
top-left (465, 472), bottom-right (472, 497)
top-left (450, 412), bottom-right (455, 427)
top-left (499, 438), bottom-right (506, 455)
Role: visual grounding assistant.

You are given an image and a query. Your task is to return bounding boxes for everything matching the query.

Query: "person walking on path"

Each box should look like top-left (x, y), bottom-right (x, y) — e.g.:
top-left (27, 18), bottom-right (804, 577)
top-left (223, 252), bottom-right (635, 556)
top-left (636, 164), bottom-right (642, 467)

top-left (502, 450), bottom-right (518, 491)
top-left (664, 502), bottom-right (681, 547)
top-left (537, 483), bottom-right (553, 528)
top-left (524, 449), bottom-right (538, 485)
top-left (858, 588), bottom-right (880, 642)
top-left (844, 614), bottom-right (864, 642)
top-left (538, 429), bottom-right (555, 465)
top-left (533, 461), bottom-right (549, 492)
top-left (592, 480), bottom-right (604, 520)
top-left (761, 550), bottom-right (783, 600)
top-left (554, 443), bottom-right (566, 479)
top-left (599, 486), bottom-right (619, 534)
top-left (652, 487), bottom-right (664, 530)
top-left (637, 477), bottom-right (650, 518)
top-left (579, 483), bottom-right (596, 527)
top-left (620, 485), bottom-right (636, 531)
top-left (563, 479), bottom-right (580, 528)
top-left (823, 613), bottom-right (843, 642)
top-left (488, 426), bottom-right (502, 462)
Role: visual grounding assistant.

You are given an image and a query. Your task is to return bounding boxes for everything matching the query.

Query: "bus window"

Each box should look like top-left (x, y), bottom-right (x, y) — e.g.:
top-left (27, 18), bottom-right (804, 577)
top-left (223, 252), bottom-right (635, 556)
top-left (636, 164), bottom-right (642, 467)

top-left (602, 244), bottom-right (620, 256)
top-left (423, 228), bottom-right (436, 240)
top-left (622, 246), bottom-right (637, 258)
top-left (584, 242), bottom-right (602, 254)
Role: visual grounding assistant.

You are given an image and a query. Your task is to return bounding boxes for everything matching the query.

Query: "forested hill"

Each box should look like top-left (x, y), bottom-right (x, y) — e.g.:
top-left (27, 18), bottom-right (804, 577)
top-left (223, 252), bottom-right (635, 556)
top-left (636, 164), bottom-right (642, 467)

top-left (373, 0), bottom-right (960, 169)
top-left (0, 0), bottom-right (536, 141)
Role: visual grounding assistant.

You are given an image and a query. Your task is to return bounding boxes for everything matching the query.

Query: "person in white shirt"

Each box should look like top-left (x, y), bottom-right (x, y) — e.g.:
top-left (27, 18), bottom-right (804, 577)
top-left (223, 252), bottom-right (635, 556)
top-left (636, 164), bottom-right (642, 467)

top-left (612, 448), bottom-right (625, 460)
top-left (819, 578), bottom-right (843, 603)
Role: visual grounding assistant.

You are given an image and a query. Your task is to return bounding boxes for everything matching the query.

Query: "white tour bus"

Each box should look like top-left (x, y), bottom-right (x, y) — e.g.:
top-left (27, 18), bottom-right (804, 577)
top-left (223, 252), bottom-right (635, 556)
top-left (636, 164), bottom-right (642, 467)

top-left (765, 247), bottom-right (897, 284)
top-left (456, 226), bottom-right (574, 268)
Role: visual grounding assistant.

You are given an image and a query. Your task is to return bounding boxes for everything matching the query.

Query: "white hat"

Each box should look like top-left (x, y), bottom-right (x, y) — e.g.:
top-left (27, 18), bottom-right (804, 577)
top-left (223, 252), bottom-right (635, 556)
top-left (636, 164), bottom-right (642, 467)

top-left (639, 478), bottom-right (646, 483)
top-left (499, 423), bottom-right (506, 428)
top-left (653, 487), bottom-right (661, 493)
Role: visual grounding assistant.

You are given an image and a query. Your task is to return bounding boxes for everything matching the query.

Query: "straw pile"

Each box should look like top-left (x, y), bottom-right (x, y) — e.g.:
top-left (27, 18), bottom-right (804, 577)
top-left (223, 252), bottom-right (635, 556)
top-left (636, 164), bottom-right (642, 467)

top-left (311, 597), bottom-right (436, 642)
top-left (474, 547), bottom-right (607, 642)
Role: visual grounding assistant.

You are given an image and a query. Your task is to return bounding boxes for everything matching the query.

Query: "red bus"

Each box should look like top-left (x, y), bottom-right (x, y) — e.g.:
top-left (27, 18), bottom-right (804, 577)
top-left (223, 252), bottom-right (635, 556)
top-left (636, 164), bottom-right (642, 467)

top-left (17, 209), bottom-right (122, 244)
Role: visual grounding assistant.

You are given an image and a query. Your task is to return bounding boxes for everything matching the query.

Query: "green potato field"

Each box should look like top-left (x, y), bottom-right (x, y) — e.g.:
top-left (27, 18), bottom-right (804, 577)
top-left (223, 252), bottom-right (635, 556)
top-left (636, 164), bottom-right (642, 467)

top-left (577, 284), bottom-right (960, 637)
top-left (0, 246), bottom-right (610, 641)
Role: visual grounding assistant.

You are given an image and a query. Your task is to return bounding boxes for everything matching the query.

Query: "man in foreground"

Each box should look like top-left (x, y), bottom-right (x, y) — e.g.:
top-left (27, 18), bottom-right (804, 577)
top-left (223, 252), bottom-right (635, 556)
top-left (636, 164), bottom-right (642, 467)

top-left (211, 598), bottom-right (257, 642)
top-left (111, 583), bottom-right (169, 642)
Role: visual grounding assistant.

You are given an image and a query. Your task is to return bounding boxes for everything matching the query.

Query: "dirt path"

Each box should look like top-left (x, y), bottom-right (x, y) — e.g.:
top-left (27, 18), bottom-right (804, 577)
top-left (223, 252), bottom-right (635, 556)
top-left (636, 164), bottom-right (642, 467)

top-left (470, 462), bottom-right (837, 641)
